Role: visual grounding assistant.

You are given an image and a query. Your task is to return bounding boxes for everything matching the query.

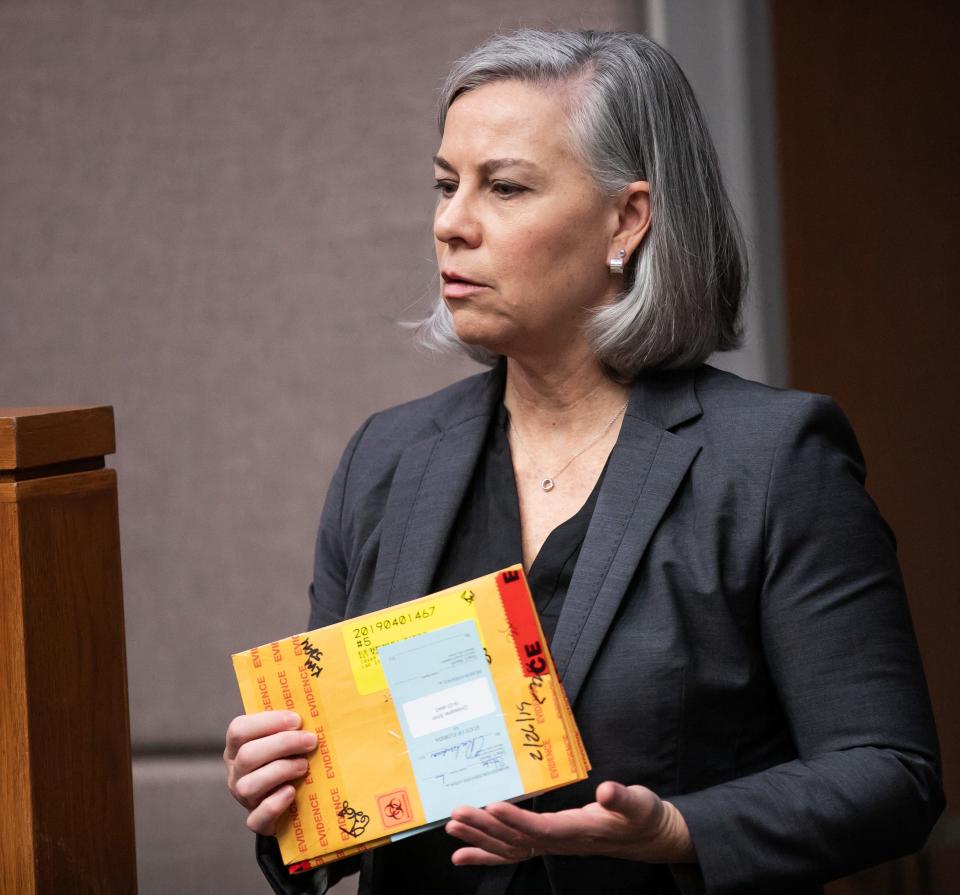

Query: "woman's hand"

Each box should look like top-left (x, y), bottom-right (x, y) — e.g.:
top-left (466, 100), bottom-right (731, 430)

top-left (224, 710), bottom-right (317, 836)
top-left (445, 782), bottom-right (695, 865)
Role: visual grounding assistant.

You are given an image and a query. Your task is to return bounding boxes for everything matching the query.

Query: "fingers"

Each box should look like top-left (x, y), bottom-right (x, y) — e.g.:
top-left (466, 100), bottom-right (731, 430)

top-left (447, 785), bottom-right (672, 867)
top-left (446, 802), bottom-right (553, 866)
top-left (245, 783), bottom-right (298, 836)
top-left (451, 846), bottom-right (514, 867)
top-left (234, 757), bottom-right (309, 806)
top-left (224, 712), bottom-right (316, 819)
top-left (446, 808), bottom-right (530, 862)
top-left (446, 822), bottom-right (524, 861)
top-left (596, 781), bottom-right (660, 825)
top-left (224, 711), bottom-right (302, 761)
top-left (224, 712), bottom-right (317, 839)
top-left (232, 729), bottom-right (318, 780)
top-left (595, 780), bottom-right (626, 808)
top-left (484, 801), bottom-right (551, 840)
top-left (451, 805), bottom-right (530, 843)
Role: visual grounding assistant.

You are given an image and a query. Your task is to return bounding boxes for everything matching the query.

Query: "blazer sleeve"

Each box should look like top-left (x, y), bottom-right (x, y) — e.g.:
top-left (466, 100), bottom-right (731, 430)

top-left (667, 395), bottom-right (944, 894)
top-left (256, 416), bottom-right (376, 895)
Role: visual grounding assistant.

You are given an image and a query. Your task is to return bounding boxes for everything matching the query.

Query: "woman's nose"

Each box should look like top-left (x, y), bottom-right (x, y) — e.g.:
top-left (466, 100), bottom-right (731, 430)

top-left (434, 189), bottom-right (481, 248)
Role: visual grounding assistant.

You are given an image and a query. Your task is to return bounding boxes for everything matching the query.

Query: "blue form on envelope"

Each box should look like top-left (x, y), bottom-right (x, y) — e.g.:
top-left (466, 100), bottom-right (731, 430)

top-left (379, 619), bottom-right (524, 823)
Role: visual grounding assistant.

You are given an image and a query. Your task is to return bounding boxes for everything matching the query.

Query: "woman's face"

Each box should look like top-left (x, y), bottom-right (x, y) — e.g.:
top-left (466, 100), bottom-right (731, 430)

top-left (433, 79), bottom-right (633, 361)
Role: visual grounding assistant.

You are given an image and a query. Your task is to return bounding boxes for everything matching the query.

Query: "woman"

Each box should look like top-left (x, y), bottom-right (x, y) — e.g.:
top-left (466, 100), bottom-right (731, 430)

top-left (224, 30), bottom-right (943, 894)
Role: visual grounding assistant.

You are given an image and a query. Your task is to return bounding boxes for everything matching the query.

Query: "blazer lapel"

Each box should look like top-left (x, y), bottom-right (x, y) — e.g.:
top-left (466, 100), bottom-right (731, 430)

top-left (550, 369), bottom-right (703, 706)
top-left (369, 362), bottom-right (704, 706)
top-left (369, 365), bottom-right (504, 612)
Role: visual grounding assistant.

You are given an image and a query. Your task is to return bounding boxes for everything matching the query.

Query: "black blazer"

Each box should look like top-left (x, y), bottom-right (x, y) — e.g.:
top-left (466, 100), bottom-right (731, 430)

top-left (258, 363), bottom-right (943, 895)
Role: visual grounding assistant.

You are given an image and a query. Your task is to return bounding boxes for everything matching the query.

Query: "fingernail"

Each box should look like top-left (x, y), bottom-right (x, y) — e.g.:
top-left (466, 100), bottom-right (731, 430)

top-left (286, 712), bottom-right (302, 728)
top-left (301, 732), bottom-right (317, 748)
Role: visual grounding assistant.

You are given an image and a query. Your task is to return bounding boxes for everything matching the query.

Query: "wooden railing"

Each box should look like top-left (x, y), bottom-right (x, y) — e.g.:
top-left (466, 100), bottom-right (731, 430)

top-left (0, 406), bottom-right (137, 894)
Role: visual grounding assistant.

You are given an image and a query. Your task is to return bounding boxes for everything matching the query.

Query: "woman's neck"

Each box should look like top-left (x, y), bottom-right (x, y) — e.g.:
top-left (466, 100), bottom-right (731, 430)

top-left (503, 354), bottom-right (631, 437)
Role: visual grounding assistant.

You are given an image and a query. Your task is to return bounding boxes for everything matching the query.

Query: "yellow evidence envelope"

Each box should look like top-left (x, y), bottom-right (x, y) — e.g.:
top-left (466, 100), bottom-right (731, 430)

top-left (231, 565), bottom-right (590, 874)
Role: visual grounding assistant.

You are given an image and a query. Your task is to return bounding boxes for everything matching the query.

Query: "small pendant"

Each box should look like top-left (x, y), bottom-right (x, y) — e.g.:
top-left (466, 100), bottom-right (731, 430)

top-left (540, 477), bottom-right (555, 492)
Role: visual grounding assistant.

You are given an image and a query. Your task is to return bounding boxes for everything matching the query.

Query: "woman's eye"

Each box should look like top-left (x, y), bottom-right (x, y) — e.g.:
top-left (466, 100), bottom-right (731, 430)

top-left (433, 179), bottom-right (457, 197)
top-left (491, 181), bottom-right (525, 198)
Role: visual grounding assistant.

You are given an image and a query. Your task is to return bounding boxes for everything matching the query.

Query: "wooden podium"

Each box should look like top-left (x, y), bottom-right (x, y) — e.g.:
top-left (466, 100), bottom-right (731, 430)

top-left (0, 407), bottom-right (137, 893)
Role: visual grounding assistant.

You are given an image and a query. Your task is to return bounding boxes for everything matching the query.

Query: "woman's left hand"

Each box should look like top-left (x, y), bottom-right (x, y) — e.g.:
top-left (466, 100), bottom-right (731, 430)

top-left (445, 781), bottom-right (695, 866)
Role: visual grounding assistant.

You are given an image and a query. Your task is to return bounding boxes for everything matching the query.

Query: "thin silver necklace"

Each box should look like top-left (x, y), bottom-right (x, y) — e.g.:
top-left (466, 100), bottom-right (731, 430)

top-left (508, 400), bottom-right (629, 492)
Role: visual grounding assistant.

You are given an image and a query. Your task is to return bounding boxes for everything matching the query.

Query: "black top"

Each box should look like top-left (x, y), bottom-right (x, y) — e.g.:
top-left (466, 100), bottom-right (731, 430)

top-left (368, 400), bottom-right (606, 895)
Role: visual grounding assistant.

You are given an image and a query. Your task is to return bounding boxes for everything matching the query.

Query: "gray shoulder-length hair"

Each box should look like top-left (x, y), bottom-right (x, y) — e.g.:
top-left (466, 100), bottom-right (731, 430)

top-left (413, 29), bottom-right (746, 377)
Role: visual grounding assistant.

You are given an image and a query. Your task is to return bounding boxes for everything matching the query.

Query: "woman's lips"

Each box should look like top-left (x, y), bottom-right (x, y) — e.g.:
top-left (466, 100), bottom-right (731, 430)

top-left (441, 271), bottom-right (488, 299)
top-left (443, 281), bottom-right (488, 298)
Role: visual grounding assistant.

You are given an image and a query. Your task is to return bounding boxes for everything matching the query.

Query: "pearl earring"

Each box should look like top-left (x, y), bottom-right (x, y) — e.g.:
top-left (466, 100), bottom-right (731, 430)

top-left (609, 248), bottom-right (626, 275)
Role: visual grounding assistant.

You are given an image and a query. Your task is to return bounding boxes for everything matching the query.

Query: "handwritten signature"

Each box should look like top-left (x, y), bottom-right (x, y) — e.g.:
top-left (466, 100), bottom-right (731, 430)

top-left (429, 735), bottom-right (486, 761)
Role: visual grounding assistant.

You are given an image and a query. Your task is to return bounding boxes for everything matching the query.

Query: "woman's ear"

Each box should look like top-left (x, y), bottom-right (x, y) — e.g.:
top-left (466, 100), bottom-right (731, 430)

top-left (610, 181), bottom-right (651, 261)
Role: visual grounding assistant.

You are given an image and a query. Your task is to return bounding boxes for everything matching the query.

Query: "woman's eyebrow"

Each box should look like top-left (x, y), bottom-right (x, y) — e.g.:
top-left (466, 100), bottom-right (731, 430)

top-left (480, 157), bottom-right (538, 175)
top-left (432, 155), bottom-right (540, 175)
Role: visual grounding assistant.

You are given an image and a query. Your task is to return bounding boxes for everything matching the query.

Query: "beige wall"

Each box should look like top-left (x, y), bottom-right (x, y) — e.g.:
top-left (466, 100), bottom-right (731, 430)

top-left (0, 2), bottom-right (642, 891)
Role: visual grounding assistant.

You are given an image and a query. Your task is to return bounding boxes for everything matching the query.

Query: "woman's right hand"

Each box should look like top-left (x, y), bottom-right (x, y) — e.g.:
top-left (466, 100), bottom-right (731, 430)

top-left (224, 710), bottom-right (317, 835)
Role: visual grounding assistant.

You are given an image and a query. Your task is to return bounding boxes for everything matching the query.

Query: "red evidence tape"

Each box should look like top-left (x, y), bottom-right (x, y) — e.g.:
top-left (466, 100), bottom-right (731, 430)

top-left (495, 568), bottom-right (548, 678)
top-left (288, 860), bottom-right (314, 875)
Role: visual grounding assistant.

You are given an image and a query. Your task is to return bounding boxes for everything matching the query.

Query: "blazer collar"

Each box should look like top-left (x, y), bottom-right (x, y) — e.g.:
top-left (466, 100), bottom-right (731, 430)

top-left (626, 365), bottom-right (703, 431)
top-left (368, 362), bottom-right (505, 610)
top-left (370, 362), bottom-right (704, 707)
top-left (433, 358), bottom-right (507, 432)
top-left (428, 361), bottom-right (704, 432)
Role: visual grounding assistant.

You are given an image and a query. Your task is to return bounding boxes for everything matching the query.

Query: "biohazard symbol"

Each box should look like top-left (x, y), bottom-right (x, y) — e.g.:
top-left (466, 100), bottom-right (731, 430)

top-left (377, 789), bottom-right (413, 828)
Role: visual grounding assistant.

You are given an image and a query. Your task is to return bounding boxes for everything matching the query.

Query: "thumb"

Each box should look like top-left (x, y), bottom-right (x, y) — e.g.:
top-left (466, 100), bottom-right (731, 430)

top-left (596, 781), bottom-right (659, 823)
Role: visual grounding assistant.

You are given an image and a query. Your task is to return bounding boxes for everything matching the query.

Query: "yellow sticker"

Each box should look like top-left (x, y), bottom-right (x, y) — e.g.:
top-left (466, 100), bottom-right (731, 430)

top-left (342, 589), bottom-right (483, 694)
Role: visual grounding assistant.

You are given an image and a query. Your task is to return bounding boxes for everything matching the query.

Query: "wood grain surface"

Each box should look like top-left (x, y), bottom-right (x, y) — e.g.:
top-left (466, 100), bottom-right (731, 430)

top-left (0, 407), bottom-right (115, 470)
top-left (0, 407), bottom-right (136, 893)
top-left (0, 504), bottom-right (35, 893)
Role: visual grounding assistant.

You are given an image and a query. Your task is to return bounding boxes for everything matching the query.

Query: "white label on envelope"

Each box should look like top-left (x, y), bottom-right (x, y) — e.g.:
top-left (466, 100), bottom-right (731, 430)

top-left (401, 677), bottom-right (497, 738)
